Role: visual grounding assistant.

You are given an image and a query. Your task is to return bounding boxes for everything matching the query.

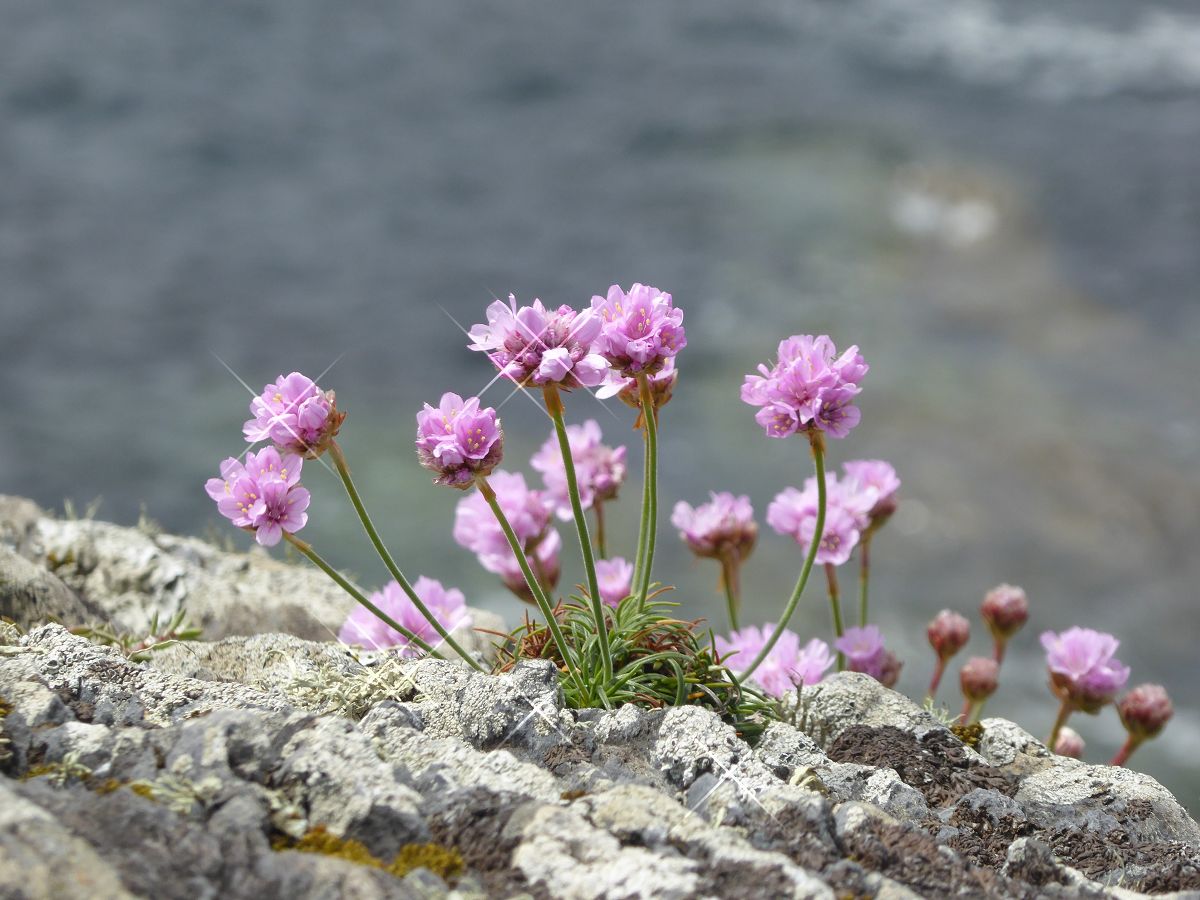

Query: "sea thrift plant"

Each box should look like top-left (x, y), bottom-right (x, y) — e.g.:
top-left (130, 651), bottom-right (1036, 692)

top-left (1054, 726), bottom-right (1085, 759)
top-left (339, 577), bottom-right (470, 656)
top-left (203, 289), bottom-right (1179, 777)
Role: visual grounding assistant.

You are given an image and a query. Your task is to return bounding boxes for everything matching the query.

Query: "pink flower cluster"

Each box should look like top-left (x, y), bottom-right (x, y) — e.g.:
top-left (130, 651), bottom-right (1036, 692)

top-left (415, 393), bottom-right (504, 488)
top-left (453, 471), bottom-right (560, 601)
top-left (1041, 627), bottom-right (1130, 712)
top-left (530, 419), bottom-right (627, 519)
top-left (835, 625), bottom-right (901, 687)
top-left (742, 335), bottom-right (868, 439)
top-left (716, 625), bottom-right (834, 697)
top-left (338, 576), bottom-right (471, 656)
top-left (671, 492), bottom-right (758, 561)
top-left (205, 447), bottom-right (310, 547)
top-left (589, 284), bottom-right (686, 377)
top-left (595, 557), bottom-right (634, 608)
top-left (243, 372), bottom-right (344, 458)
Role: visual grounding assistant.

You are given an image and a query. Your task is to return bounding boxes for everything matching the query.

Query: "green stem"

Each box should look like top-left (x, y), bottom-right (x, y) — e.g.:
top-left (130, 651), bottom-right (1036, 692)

top-left (284, 533), bottom-right (442, 659)
top-left (738, 432), bottom-right (826, 686)
top-left (329, 442), bottom-right (482, 670)
top-left (477, 475), bottom-right (582, 690)
top-left (721, 554), bottom-right (741, 631)
top-left (631, 428), bottom-right (651, 593)
top-left (593, 501), bottom-right (607, 559)
top-left (858, 536), bottom-right (871, 628)
top-left (635, 374), bottom-right (659, 611)
top-left (1046, 697), bottom-right (1075, 750)
top-left (825, 562), bottom-right (845, 671)
top-left (543, 384), bottom-right (612, 685)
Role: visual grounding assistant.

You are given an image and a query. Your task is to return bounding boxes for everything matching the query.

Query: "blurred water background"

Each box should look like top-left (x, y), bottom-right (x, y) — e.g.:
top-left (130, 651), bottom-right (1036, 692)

top-left (3, 1), bottom-right (1199, 808)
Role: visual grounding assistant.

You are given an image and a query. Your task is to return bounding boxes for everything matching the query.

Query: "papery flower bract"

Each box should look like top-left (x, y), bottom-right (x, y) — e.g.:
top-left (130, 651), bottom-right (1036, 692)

top-left (243, 372), bottom-right (344, 458)
top-left (1054, 726), bottom-right (1085, 759)
top-left (927, 610), bottom-right (970, 661)
top-left (768, 474), bottom-right (867, 567)
top-left (1118, 684), bottom-right (1173, 740)
top-left (337, 576), bottom-right (471, 656)
top-left (594, 557), bottom-right (633, 608)
top-left (842, 460), bottom-right (901, 524)
top-left (590, 283), bottom-right (685, 378)
top-left (597, 358), bottom-right (678, 412)
top-left (716, 624), bottom-right (826, 697)
top-left (742, 335), bottom-right (867, 439)
top-left (416, 393), bottom-right (503, 489)
top-left (1040, 627), bottom-right (1130, 713)
top-left (530, 419), bottom-right (627, 519)
top-left (205, 447), bottom-right (309, 546)
top-left (453, 471), bottom-right (560, 600)
top-left (959, 656), bottom-right (1000, 703)
top-left (467, 295), bottom-right (609, 390)
top-left (835, 625), bottom-right (887, 678)
top-left (671, 492), bottom-right (757, 562)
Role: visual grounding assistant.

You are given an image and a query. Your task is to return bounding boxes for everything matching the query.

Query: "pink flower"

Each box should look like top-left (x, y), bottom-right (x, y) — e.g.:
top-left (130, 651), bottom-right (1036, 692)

top-left (205, 447), bottom-right (309, 547)
top-left (467, 295), bottom-right (610, 390)
top-left (530, 419), bottom-right (627, 519)
top-left (415, 393), bottom-right (504, 489)
top-left (671, 492), bottom-right (757, 561)
top-left (453, 471), bottom-right (560, 600)
top-left (767, 474), bottom-right (868, 567)
top-left (927, 610), bottom-right (970, 661)
top-left (595, 557), bottom-right (633, 608)
top-left (1041, 627), bottom-right (1130, 713)
top-left (835, 625), bottom-right (887, 676)
top-left (338, 576), bottom-right (471, 656)
top-left (589, 283), bottom-right (686, 378)
top-left (243, 372), bottom-right (344, 458)
top-left (742, 335), bottom-right (867, 439)
top-left (841, 460), bottom-right (900, 524)
top-left (716, 625), bottom-right (832, 697)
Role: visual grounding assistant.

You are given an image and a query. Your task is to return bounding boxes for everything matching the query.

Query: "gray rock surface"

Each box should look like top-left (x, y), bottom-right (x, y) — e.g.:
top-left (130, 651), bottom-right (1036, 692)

top-left (2, 508), bottom-right (1199, 899)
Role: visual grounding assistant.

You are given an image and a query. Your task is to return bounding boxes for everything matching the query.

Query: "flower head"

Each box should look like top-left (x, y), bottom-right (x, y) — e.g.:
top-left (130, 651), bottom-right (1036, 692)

top-left (982, 584), bottom-right (1029, 640)
top-left (841, 459), bottom-right (901, 526)
top-left (959, 656), bottom-right (1000, 703)
top-left (742, 335), bottom-right (867, 440)
top-left (671, 492), bottom-right (757, 561)
top-left (594, 557), bottom-right (633, 608)
top-left (530, 420), bottom-right (627, 519)
top-left (453, 471), bottom-right (560, 601)
top-left (338, 576), bottom-right (471, 656)
top-left (243, 372), bottom-right (344, 458)
top-left (767, 474), bottom-right (869, 567)
top-left (467, 295), bottom-right (609, 390)
top-left (415, 393), bottom-right (504, 488)
top-left (205, 447), bottom-right (309, 547)
top-left (1041, 627), bottom-right (1130, 713)
top-left (716, 625), bottom-right (831, 697)
top-left (589, 283), bottom-right (685, 378)
top-left (1118, 684), bottom-right (1173, 740)
top-left (1054, 726), bottom-right (1085, 759)
top-left (927, 610), bottom-right (970, 661)
top-left (835, 625), bottom-right (887, 678)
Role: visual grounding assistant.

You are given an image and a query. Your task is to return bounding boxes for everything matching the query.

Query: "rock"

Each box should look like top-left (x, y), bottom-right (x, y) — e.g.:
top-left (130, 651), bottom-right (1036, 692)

top-left (793, 671), bottom-right (946, 748)
top-left (0, 544), bottom-right (95, 630)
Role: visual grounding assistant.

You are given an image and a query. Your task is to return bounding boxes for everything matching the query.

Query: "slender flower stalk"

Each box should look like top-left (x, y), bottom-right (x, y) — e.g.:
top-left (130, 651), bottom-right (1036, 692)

top-left (1047, 698), bottom-right (1075, 750)
top-left (858, 537), bottom-right (871, 627)
top-left (824, 563), bottom-right (846, 670)
top-left (330, 441), bottom-right (483, 671)
top-left (738, 431), bottom-right (827, 687)
top-left (1110, 735), bottom-right (1139, 768)
top-left (634, 373), bottom-right (660, 611)
top-left (593, 501), bottom-right (607, 558)
top-left (283, 533), bottom-right (441, 659)
top-left (542, 384), bottom-right (613, 684)
top-left (631, 433), bottom-right (651, 593)
top-left (476, 475), bottom-right (582, 690)
top-left (720, 555), bottom-right (741, 631)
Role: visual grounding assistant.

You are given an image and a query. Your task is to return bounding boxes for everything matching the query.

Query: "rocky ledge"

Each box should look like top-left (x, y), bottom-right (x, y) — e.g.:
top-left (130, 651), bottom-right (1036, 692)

top-left (1, 499), bottom-right (1198, 899)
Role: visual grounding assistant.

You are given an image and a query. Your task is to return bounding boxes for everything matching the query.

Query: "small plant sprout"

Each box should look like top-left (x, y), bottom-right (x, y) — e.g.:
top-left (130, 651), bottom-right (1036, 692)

top-left (1055, 726), bottom-right (1085, 759)
top-left (926, 609), bottom-right (970, 699)
top-left (202, 287), bottom-right (1178, 773)
top-left (1112, 684), bottom-right (1174, 767)
top-left (981, 583), bottom-right (1029, 664)
top-left (959, 656), bottom-right (1000, 724)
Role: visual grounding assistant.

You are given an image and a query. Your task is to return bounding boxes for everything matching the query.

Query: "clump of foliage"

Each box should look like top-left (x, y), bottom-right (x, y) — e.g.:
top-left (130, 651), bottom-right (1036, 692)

top-left (274, 826), bottom-right (464, 883)
top-left (71, 607), bottom-right (202, 662)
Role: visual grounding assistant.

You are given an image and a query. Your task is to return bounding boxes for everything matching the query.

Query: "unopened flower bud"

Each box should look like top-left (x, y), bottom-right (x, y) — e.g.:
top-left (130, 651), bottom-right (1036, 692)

top-left (927, 610), bottom-right (970, 660)
top-left (1054, 726), bottom-right (1085, 759)
top-left (1118, 684), bottom-right (1173, 741)
top-left (960, 656), bottom-right (1000, 703)
top-left (981, 584), bottom-right (1029, 640)
top-left (876, 650), bottom-right (903, 689)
